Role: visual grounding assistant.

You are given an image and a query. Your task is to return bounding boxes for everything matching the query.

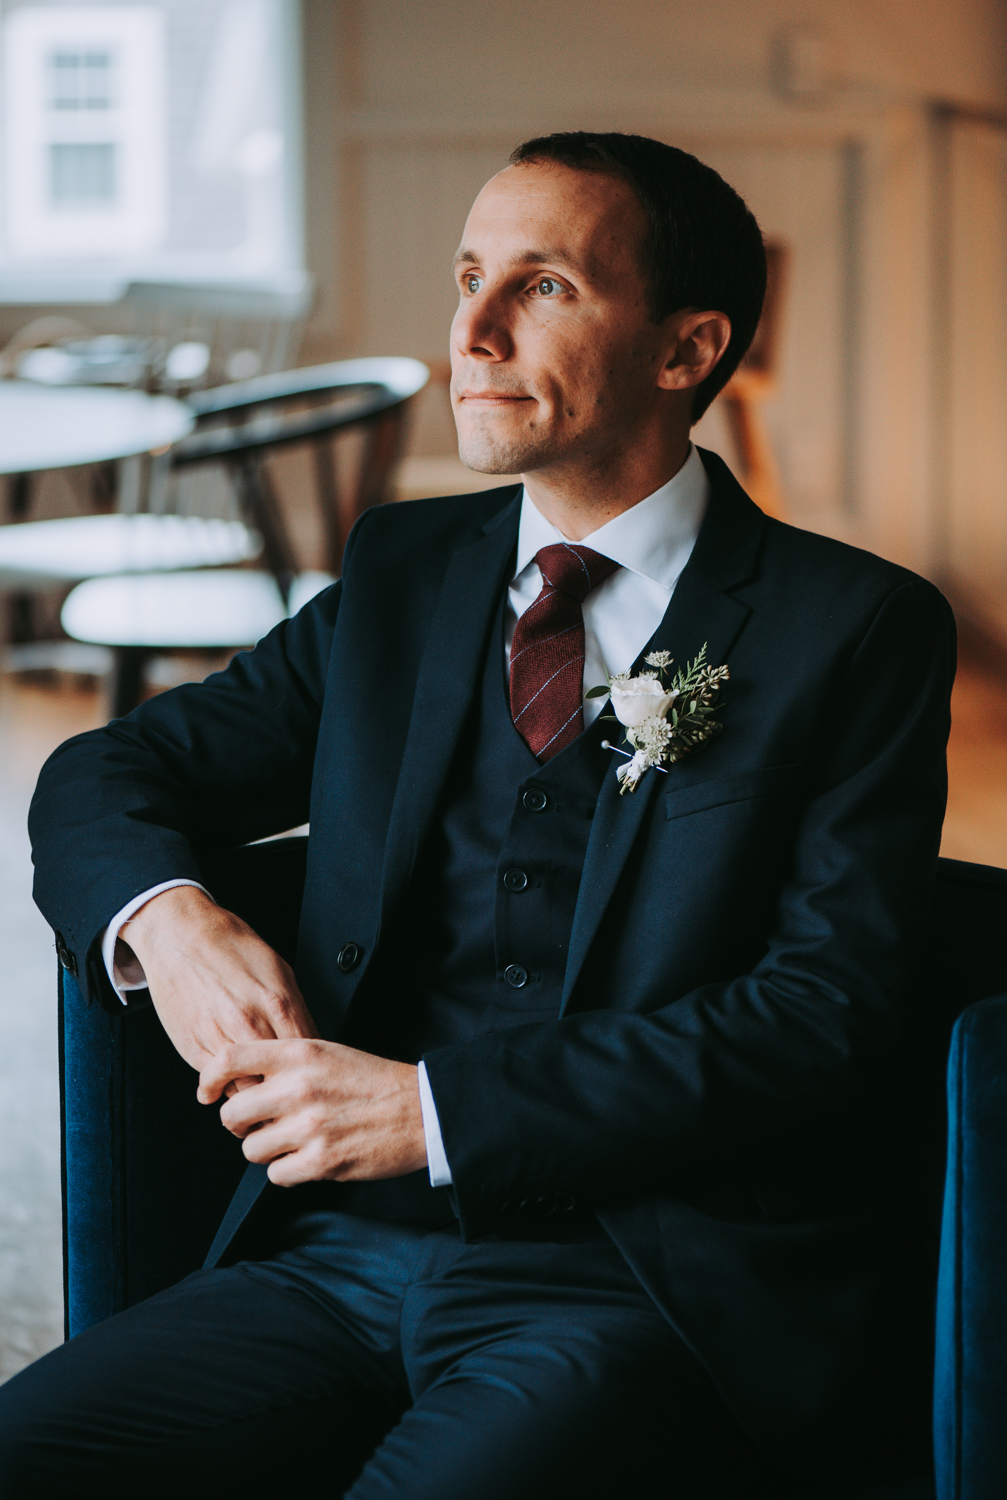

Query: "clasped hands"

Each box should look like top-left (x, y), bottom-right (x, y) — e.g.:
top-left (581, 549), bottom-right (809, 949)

top-left (120, 886), bottom-right (428, 1187)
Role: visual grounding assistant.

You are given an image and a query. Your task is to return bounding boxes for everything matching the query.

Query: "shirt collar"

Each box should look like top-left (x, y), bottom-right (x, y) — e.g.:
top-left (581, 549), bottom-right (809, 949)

top-left (513, 443), bottom-right (709, 590)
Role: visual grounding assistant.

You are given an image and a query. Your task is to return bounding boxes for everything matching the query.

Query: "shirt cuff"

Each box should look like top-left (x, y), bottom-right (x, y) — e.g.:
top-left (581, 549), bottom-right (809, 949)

top-left (417, 1060), bottom-right (453, 1187)
top-left (101, 880), bottom-right (212, 1005)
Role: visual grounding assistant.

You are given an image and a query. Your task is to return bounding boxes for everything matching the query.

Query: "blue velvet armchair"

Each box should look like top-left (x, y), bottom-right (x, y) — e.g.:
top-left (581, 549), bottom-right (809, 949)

top-left (934, 988), bottom-right (1007, 1500)
top-left (56, 843), bottom-right (1007, 1498)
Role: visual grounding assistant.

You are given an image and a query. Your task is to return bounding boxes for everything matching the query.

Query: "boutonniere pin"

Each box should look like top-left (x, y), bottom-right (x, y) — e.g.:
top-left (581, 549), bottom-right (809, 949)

top-left (586, 645), bottom-right (729, 794)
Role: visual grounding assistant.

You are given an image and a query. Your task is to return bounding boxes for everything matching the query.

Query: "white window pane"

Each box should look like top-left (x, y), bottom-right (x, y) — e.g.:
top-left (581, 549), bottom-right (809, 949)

top-left (49, 49), bottom-right (113, 110)
top-left (50, 143), bottom-right (116, 205)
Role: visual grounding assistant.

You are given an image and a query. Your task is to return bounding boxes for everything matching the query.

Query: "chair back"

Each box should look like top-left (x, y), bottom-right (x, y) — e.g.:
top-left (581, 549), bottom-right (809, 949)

top-left (120, 278), bottom-right (313, 393)
top-left (172, 357), bottom-right (429, 586)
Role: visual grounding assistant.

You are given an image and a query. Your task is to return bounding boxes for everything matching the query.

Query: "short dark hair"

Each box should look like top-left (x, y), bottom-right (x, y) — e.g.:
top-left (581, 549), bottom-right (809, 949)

top-left (509, 131), bottom-right (766, 420)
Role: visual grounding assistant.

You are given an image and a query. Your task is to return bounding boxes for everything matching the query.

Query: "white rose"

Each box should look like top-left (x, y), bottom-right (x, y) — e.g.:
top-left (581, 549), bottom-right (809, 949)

top-left (610, 677), bottom-right (678, 728)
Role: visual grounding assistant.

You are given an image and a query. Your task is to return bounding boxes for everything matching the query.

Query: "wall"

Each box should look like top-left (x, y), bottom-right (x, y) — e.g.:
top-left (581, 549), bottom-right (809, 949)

top-left (300, 0), bottom-right (1007, 622)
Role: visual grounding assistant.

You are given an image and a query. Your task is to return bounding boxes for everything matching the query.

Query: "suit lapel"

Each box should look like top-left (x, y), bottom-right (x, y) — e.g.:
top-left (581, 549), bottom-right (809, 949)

top-left (560, 453), bottom-right (767, 1013)
top-left (378, 491), bottom-right (521, 922)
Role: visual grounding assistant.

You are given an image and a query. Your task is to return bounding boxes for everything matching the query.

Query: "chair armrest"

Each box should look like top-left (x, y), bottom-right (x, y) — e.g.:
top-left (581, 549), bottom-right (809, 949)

top-left (60, 836), bottom-right (308, 1337)
top-left (934, 990), bottom-right (1007, 1500)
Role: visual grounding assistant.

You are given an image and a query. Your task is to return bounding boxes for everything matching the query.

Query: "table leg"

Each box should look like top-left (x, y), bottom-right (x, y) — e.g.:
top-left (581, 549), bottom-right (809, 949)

top-left (107, 647), bottom-right (151, 719)
top-left (6, 472), bottom-right (34, 644)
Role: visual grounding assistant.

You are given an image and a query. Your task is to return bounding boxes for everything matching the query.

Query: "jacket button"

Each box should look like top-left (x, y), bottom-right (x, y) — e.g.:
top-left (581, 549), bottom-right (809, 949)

top-left (337, 942), bottom-right (362, 973)
top-left (522, 787), bottom-right (548, 813)
top-left (504, 963), bottom-right (528, 989)
top-left (503, 868), bottom-right (528, 892)
top-left (55, 933), bottom-right (78, 977)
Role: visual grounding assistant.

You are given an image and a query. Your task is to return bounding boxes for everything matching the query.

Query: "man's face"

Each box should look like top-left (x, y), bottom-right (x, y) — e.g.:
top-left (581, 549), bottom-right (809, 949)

top-left (450, 162), bottom-right (671, 478)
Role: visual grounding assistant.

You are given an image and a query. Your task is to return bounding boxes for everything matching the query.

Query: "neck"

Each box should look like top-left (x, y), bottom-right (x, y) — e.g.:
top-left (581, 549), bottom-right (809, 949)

top-left (520, 434), bottom-right (692, 542)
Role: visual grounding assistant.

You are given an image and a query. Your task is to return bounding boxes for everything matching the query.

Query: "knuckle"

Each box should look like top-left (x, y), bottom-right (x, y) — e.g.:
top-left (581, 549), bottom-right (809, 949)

top-left (262, 985), bottom-right (295, 1018)
top-left (214, 1042), bottom-right (237, 1073)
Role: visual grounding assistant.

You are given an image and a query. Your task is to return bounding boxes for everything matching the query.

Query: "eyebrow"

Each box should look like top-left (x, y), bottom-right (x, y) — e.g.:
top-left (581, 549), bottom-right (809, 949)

top-left (453, 246), bottom-right (585, 276)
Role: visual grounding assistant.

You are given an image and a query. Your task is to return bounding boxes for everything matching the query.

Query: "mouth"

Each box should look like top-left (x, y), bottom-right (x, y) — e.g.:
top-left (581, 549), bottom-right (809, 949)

top-left (456, 392), bottom-right (535, 409)
top-left (456, 396), bottom-right (534, 420)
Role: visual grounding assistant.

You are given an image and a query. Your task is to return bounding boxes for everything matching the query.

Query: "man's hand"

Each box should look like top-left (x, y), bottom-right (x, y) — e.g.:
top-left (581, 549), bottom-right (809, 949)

top-left (197, 1040), bottom-right (428, 1186)
top-left (120, 885), bottom-right (319, 1076)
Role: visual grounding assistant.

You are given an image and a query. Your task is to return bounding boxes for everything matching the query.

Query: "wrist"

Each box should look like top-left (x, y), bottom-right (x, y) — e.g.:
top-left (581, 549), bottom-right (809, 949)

top-left (121, 883), bottom-right (216, 967)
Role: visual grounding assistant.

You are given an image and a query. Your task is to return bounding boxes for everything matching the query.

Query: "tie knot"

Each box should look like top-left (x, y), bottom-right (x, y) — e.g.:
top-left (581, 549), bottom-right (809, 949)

top-left (535, 543), bottom-right (619, 604)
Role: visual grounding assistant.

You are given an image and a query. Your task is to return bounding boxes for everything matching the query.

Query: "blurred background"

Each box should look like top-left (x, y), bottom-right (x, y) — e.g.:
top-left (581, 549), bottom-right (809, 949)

top-left (1, 0), bottom-right (1006, 1383)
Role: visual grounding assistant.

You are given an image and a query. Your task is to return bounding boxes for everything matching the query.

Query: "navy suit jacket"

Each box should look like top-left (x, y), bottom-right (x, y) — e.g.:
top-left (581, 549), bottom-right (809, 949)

top-left (29, 450), bottom-right (955, 1471)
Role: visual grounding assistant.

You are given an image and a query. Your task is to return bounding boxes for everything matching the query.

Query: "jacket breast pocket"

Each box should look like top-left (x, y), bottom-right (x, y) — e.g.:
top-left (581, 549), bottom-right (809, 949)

top-left (663, 762), bottom-right (802, 822)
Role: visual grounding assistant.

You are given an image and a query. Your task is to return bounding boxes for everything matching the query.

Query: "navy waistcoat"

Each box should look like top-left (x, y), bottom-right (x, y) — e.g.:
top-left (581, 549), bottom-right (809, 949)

top-left (350, 601), bottom-right (610, 1060)
top-left (326, 600), bottom-right (611, 1229)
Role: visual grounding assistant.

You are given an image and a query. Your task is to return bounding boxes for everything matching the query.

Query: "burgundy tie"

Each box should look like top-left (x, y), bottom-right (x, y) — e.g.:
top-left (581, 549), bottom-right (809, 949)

top-left (510, 543), bottom-right (620, 761)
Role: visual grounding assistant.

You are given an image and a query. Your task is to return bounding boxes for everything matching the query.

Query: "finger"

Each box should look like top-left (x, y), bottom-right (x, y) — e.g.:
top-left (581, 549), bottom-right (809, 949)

top-left (222, 1074), bottom-right (263, 1099)
top-left (240, 1118), bottom-right (302, 1164)
top-left (198, 1044), bottom-right (276, 1104)
top-left (266, 1151), bottom-right (322, 1188)
top-left (219, 1079), bottom-right (285, 1138)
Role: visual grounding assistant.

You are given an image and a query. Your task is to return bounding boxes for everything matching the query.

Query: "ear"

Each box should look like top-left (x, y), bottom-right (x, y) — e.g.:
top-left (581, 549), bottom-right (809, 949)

top-left (656, 309), bottom-right (733, 393)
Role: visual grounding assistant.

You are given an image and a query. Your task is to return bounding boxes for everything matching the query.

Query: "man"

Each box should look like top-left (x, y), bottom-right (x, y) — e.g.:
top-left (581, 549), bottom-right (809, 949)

top-left (0, 133), bottom-right (954, 1497)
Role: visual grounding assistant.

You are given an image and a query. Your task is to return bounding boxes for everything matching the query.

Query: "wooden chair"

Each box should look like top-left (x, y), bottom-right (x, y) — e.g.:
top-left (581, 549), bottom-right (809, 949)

top-left (717, 239), bottom-right (790, 520)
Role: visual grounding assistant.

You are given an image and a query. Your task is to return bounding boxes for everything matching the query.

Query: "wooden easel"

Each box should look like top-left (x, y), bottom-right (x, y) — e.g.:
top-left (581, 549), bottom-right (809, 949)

top-left (717, 240), bottom-right (790, 520)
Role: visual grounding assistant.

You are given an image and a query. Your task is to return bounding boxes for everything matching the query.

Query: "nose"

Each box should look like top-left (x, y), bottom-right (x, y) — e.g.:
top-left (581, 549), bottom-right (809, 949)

top-left (451, 286), bottom-right (511, 364)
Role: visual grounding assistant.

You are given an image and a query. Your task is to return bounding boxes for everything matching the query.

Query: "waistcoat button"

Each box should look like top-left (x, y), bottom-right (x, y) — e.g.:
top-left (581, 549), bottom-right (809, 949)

top-left (337, 942), bottom-right (362, 973)
top-left (504, 963), bottom-right (528, 989)
top-left (503, 868), bottom-right (529, 892)
top-left (522, 787), bottom-right (548, 813)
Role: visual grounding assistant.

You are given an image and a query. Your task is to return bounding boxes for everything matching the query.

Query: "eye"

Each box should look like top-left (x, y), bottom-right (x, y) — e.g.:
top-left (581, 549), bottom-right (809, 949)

top-left (532, 277), bottom-right (564, 298)
top-left (463, 273), bottom-right (483, 295)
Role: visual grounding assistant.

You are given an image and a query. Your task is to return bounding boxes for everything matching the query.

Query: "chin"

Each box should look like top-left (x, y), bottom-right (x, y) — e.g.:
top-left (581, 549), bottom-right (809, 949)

top-left (457, 426), bottom-right (562, 478)
top-left (456, 435), bottom-right (525, 476)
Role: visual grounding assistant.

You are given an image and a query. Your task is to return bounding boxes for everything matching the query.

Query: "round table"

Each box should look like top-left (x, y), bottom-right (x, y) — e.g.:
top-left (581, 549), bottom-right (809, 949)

top-left (0, 381), bottom-right (193, 475)
top-left (62, 570), bottom-right (334, 648)
top-left (0, 514), bottom-right (260, 588)
top-left (0, 381), bottom-right (257, 685)
top-left (0, 381), bottom-right (257, 584)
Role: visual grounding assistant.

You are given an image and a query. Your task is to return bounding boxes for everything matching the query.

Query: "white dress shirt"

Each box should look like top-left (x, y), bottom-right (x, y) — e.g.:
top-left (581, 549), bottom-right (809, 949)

top-left (103, 444), bottom-right (710, 1188)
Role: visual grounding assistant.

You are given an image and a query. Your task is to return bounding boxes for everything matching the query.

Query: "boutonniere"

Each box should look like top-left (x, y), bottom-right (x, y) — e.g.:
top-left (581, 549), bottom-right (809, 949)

top-left (586, 645), bottom-right (729, 794)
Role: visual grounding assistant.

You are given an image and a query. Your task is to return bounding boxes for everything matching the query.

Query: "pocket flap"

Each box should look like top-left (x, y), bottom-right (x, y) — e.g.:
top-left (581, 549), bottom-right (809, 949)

top-left (663, 762), bottom-right (801, 821)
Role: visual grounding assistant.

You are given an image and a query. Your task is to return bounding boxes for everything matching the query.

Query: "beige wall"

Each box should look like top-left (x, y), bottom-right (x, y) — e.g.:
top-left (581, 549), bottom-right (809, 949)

top-left (303, 0), bottom-right (1007, 363)
top-left (351, 0), bottom-right (1007, 111)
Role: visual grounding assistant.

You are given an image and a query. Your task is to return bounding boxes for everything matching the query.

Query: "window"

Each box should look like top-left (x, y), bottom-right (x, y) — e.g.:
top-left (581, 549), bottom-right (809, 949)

top-left (50, 142), bottom-right (116, 204)
top-left (0, 1), bottom-right (305, 302)
top-left (50, 48), bottom-right (113, 110)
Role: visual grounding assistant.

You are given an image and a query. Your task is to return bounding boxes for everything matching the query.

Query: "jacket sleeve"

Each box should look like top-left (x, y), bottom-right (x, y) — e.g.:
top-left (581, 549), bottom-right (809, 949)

top-left (28, 578), bottom-right (342, 1006)
top-left (422, 577), bottom-right (957, 1233)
